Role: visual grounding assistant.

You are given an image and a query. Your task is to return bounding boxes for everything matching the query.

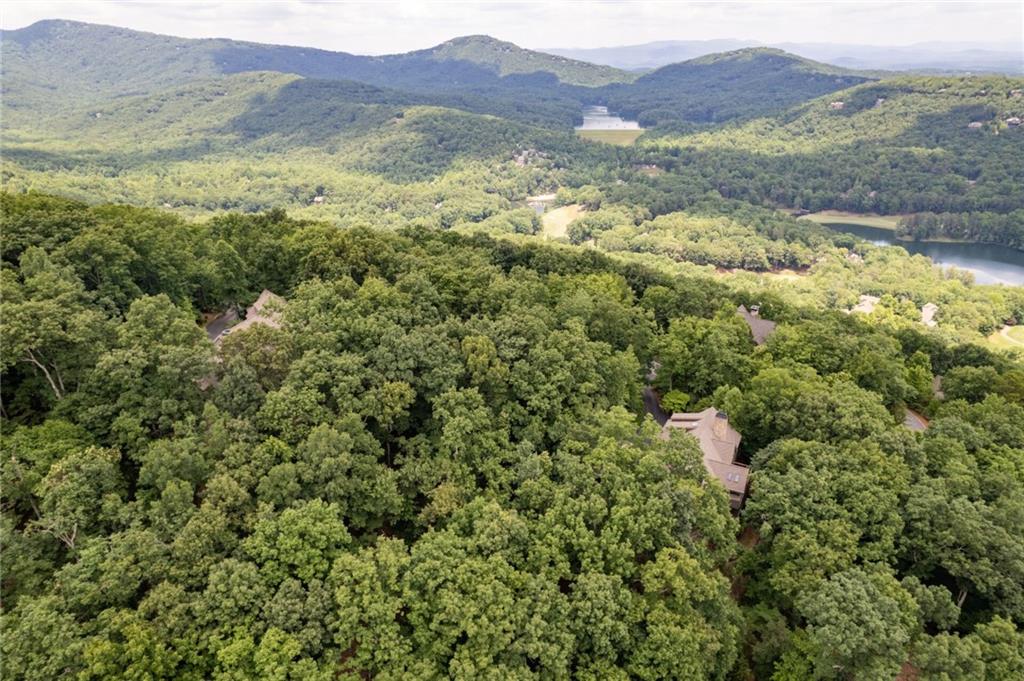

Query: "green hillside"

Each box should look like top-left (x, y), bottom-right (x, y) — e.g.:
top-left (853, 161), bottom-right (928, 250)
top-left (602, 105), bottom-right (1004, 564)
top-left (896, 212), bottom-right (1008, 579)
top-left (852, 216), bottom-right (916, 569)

top-left (602, 47), bottom-right (874, 125)
top-left (421, 35), bottom-right (634, 86)
top-left (0, 21), bottom-right (629, 111)
top-left (0, 69), bottom-right (607, 220)
top-left (640, 75), bottom-right (1024, 214)
top-left (0, 20), bottom-right (222, 112)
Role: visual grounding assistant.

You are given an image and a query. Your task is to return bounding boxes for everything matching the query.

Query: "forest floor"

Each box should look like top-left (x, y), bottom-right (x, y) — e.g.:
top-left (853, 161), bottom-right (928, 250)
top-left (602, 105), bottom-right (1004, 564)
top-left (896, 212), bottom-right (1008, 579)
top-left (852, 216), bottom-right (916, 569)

top-left (542, 204), bottom-right (583, 239)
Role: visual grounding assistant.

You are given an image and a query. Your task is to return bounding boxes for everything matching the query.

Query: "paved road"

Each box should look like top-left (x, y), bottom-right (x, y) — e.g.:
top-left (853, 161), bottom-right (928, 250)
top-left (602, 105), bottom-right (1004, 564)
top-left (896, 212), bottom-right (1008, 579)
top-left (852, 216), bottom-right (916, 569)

top-left (643, 386), bottom-right (669, 426)
top-left (204, 309), bottom-right (238, 341)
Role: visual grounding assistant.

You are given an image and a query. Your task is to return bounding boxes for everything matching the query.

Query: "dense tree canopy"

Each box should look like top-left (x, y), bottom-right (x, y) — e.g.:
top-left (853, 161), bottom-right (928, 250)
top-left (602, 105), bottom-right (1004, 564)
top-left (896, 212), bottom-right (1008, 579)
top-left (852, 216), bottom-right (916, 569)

top-left (2, 196), bottom-right (1021, 679)
top-left (2, 21), bottom-right (1023, 679)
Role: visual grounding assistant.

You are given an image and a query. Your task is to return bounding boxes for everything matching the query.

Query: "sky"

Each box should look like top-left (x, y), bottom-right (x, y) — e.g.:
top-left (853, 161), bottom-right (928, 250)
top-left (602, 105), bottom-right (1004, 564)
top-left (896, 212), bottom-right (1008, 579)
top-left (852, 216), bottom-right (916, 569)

top-left (2, 1), bottom-right (1021, 54)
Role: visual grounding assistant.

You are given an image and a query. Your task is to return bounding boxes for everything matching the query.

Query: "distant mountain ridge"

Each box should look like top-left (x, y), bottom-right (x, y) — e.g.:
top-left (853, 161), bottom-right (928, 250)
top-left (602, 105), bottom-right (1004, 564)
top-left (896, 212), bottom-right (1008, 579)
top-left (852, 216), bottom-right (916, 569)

top-left (603, 47), bottom-right (874, 126)
top-left (0, 19), bottom-right (874, 131)
top-left (543, 39), bottom-right (1024, 74)
top-left (0, 19), bottom-right (633, 103)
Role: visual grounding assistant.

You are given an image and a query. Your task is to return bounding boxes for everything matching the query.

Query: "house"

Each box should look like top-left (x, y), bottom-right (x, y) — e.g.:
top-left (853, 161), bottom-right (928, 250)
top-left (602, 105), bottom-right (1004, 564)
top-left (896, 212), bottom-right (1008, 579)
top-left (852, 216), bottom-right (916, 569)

top-left (662, 408), bottom-right (748, 509)
top-left (921, 302), bottom-right (939, 327)
top-left (849, 294), bottom-right (880, 315)
top-left (1006, 117), bottom-right (1022, 127)
top-left (967, 121), bottom-right (984, 129)
top-left (312, 195), bottom-right (325, 205)
top-left (903, 409), bottom-right (929, 432)
top-left (829, 101), bottom-right (845, 110)
top-left (737, 304), bottom-right (777, 345)
top-left (209, 290), bottom-right (285, 345)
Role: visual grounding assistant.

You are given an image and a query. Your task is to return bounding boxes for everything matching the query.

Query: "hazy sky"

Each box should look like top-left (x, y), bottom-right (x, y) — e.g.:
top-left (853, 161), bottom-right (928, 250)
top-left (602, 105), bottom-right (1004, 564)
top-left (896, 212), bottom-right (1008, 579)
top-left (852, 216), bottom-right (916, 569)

top-left (3, 1), bottom-right (1021, 54)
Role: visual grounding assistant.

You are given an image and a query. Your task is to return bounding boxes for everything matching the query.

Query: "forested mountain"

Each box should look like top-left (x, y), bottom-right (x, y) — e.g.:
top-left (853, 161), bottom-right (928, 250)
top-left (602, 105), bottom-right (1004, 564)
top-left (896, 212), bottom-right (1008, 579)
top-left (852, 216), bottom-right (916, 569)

top-left (2, 21), bottom-right (862, 130)
top-left (546, 39), bottom-right (1024, 75)
top-left (644, 76), bottom-right (1024, 214)
top-left (1, 18), bottom-right (1024, 679)
top-left (603, 48), bottom-right (874, 126)
top-left (0, 19), bottom-right (629, 118)
top-left (414, 35), bottom-right (634, 86)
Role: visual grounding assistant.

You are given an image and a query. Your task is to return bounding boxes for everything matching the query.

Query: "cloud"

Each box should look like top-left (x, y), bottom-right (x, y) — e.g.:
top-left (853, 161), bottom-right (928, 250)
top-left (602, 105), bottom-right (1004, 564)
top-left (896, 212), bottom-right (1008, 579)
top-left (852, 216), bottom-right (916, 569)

top-left (2, 1), bottom-right (1021, 53)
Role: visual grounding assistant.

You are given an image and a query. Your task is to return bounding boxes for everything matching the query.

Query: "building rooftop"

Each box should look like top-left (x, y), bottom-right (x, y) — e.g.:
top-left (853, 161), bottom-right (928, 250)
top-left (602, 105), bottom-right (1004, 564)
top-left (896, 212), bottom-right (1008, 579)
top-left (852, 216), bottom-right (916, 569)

top-left (849, 294), bottom-right (880, 315)
top-left (663, 407), bottom-right (749, 506)
top-left (921, 302), bottom-right (939, 327)
top-left (208, 289), bottom-right (285, 344)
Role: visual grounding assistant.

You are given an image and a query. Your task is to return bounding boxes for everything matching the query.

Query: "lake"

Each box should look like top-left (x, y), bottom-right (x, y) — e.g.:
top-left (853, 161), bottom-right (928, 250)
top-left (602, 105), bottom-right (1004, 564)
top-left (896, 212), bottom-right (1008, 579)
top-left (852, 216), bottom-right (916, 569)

top-left (826, 222), bottom-right (1024, 286)
top-left (576, 105), bottom-right (641, 130)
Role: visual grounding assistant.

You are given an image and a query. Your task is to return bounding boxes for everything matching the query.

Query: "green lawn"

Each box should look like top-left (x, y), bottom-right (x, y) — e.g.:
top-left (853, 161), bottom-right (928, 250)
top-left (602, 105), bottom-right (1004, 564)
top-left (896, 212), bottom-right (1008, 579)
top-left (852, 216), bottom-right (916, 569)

top-left (986, 325), bottom-right (1024, 350)
top-left (542, 204), bottom-right (583, 239)
top-left (577, 129), bottom-right (644, 146)
top-left (800, 210), bottom-right (902, 229)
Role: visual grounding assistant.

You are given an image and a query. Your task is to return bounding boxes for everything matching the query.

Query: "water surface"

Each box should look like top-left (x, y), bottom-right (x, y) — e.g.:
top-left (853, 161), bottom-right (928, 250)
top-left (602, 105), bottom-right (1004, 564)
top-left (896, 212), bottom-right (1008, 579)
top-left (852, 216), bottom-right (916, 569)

top-left (576, 105), bottom-right (641, 130)
top-left (826, 222), bottom-right (1024, 286)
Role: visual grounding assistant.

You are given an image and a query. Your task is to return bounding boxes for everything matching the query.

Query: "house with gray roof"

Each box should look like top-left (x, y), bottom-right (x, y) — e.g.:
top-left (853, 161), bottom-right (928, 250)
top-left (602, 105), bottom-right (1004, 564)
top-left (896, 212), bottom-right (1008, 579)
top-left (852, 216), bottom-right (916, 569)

top-left (662, 408), bottom-right (749, 509)
top-left (206, 290), bottom-right (285, 345)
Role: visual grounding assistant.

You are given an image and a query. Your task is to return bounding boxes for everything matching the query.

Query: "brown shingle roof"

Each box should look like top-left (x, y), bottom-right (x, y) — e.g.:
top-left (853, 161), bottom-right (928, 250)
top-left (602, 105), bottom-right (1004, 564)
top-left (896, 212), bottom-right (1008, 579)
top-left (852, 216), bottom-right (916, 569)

top-left (662, 408), bottom-right (749, 504)
top-left (211, 290), bottom-right (286, 344)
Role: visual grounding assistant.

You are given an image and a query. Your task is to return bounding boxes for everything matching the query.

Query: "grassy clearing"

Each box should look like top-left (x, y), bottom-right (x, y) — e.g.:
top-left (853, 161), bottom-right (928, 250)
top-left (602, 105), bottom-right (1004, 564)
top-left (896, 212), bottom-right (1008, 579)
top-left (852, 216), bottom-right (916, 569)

top-left (986, 325), bottom-right (1024, 350)
top-left (577, 129), bottom-right (644, 146)
top-left (542, 204), bottom-right (583, 239)
top-left (800, 210), bottom-right (902, 229)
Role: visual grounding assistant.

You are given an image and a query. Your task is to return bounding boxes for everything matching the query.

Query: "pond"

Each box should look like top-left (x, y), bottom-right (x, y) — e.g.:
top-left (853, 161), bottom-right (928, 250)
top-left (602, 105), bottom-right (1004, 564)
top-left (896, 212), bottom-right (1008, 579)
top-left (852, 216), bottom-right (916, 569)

top-left (576, 105), bottom-right (641, 130)
top-left (826, 222), bottom-right (1024, 286)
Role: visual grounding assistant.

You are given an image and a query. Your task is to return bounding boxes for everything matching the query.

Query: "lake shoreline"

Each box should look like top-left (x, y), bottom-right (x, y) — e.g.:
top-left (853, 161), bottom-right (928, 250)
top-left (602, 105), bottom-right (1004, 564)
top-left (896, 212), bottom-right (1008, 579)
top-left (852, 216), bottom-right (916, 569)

top-left (799, 210), bottom-right (1020, 249)
top-left (822, 221), bottom-right (1024, 286)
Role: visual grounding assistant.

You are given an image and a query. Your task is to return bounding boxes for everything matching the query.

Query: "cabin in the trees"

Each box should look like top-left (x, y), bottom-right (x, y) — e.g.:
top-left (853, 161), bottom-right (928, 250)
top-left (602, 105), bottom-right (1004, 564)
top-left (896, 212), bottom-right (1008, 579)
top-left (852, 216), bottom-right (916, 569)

top-left (848, 294), bottom-right (880, 315)
top-left (921, 302), bottom-right (939, 327)
top-left (737, 304), bottom-right (777, 345)
top-left (663, 408), bottom-right (748, 509)
top-left (207, 289), bottom-right (285, 345)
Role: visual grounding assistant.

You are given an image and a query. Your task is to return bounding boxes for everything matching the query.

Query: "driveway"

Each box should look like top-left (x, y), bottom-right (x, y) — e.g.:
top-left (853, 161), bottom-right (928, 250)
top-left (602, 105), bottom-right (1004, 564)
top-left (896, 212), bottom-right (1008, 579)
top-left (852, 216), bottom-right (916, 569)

top-left (643, 386), bottom-right (669, 426)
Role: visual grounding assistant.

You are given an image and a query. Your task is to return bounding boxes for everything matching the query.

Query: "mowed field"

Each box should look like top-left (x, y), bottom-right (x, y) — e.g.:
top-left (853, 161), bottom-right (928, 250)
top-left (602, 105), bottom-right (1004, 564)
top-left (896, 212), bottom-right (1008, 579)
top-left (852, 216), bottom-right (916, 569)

top-left (577, 129), bottom-right (644, 146)
top-left (800, 210), bottom-right (902, 229)
top-left (542, 204), bottom-right (583, 239)
top-left (986, 324), bottom-right (1024, 350)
